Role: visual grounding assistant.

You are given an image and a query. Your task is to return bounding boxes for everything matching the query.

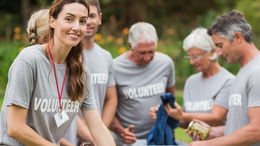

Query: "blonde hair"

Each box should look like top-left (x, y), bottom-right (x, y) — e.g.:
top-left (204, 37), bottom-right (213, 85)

top-left (27, 8), bottom-right (50, 45)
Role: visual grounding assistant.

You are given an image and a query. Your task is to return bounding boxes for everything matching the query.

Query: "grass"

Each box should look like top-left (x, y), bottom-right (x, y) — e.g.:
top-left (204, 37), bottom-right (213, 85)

top-left (174, 90), bottom-right (192, 144)
top-left (175, 127), bottom-right (192, 144)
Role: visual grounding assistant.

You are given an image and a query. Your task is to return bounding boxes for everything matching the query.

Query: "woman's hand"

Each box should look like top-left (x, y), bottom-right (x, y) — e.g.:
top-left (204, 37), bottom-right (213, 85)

top-left (164, 102), bottom-right (183, 120)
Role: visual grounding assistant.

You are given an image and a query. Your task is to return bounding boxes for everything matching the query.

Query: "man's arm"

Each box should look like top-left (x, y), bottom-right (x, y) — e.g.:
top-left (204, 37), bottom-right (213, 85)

top-left (190, 107), bottom-right (260, 146)
top-left (109, 117), bottom-right (136, 144)
top-left (102, 86), bottom-right (117, 127)
top-left (166, 85), bottom-right (175, 95)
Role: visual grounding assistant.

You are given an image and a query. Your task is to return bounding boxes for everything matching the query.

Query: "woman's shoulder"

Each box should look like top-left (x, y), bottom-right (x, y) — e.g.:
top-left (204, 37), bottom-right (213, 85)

top-left (19, 45), bottom-right (44, 58)
top-left (15, 45), bottom-right (46, 66)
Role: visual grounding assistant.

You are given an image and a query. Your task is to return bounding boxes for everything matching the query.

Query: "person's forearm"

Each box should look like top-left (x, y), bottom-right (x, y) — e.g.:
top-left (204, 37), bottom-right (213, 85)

top-left (206, 125), bottom-right (259, 146)
top-left (7, 123), bottom-right (56, 146)
top-left (83, 109), bottom-right (115, 146)
top-left (109, 117), bottom-right (124, 135)
top-left (76, 115), bottom-right (95, 144)
top-left (7, 105), bottom-right (57, 146)
top-left (59, 138), bottom-right (73, 146)
top-left (102, 86), bottom-right (117, 127)
top-left (182, 112), bottom-right (223, 126)
top-left (182, 105), bottom-right (227, 126)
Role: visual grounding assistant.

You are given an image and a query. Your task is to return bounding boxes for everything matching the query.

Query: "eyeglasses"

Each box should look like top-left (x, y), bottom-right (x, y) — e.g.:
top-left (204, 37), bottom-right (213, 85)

top-left (184, 51), bottom-right (208, 60)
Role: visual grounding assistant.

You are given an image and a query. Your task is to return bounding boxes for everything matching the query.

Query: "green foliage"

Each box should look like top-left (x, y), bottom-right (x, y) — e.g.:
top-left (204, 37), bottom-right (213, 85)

top-left (0, 97), bottom-right (3, 110)
top-left (197, 10), bottom-right (218, 28)
top-left (0, 40), bottom-right (25, 98)
top-left (235, 0), bottom-right (260, 48)
top-left (0, 12), bottom-right (23, 38)
top-left (235, 0), bottom-right (260, 34)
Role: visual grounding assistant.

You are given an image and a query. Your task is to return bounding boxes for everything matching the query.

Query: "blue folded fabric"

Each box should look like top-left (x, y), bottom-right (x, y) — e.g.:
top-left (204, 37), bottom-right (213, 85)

top-left (147, 92), bottom-right (180, 145)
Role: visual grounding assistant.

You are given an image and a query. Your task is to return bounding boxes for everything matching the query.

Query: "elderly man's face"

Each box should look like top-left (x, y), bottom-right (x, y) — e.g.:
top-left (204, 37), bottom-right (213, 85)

top-left (131, 42), bottom-right (156, 65)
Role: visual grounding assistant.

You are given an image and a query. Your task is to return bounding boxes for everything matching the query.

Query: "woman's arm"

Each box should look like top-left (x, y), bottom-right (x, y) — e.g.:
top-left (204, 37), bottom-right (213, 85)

top-left (165, 103), bottom-right (228, 127)
top-left (182, 104), bottom-right (228, 126)
top-left (76, 114), bottom-right (96, 146)
top-left (7, 105), bottom-right (57, 146)
top-left (81, 109), bottom-right (115, 146)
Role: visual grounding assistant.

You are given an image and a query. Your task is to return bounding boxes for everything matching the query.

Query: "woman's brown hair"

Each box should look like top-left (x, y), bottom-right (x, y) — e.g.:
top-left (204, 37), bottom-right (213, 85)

top-left (48, 0), bottom-right (89, 102)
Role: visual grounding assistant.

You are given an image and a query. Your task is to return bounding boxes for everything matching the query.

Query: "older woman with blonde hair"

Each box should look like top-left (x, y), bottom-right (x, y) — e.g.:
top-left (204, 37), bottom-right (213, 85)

top-left (150, 27), bottom-right (235, 129)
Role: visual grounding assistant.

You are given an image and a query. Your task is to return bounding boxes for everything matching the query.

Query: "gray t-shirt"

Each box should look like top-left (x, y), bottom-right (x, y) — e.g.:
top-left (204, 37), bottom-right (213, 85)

top-left (182, 68), bottom-right (235, 113)
top-left (0, 45), bottom-right (97, 145)
top-left (113, 52), bottom-right (175, 139)
top-left (83, 43), bottom-right (115, 114)
top-left (225, 55), bottom-right (260, 146)
top-left (64, 43), bottom-right (115, 145)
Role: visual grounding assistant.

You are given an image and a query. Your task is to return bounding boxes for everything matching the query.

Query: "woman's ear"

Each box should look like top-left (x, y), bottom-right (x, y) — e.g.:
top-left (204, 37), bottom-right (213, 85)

top-left (209, 46), bottom-right (218, 60)
top-left (49, 16), bottom-right (56, 29)
top-left (210, 47), bottom-right (215, 53)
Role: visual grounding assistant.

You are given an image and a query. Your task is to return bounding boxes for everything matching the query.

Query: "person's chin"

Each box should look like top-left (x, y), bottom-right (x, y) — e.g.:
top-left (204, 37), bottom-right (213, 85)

top-left (84, 34), bottom-right (94, 38)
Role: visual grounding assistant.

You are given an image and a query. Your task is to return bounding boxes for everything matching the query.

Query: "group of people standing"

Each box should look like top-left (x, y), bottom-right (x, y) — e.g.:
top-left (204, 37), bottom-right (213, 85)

top-left (0, 0), bottom-right (260, 145)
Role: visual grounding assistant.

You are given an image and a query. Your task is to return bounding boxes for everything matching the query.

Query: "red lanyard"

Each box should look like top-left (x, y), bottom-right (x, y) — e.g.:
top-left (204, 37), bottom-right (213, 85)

top-left (47, 42), bottom-right (68, 110)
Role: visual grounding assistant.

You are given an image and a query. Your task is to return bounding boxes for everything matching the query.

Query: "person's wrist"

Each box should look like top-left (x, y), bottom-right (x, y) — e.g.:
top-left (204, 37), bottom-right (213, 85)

top-left (114, 126), bottom-right (124, 136)
top-left (182, 112), bottom-right (188, 121)
top-left (82, 142), bottom-right (91, 146)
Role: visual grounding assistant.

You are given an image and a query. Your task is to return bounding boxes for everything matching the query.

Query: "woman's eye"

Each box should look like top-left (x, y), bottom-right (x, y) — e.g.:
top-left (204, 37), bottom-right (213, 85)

top-left (66, 17), bottom-right (73, 22)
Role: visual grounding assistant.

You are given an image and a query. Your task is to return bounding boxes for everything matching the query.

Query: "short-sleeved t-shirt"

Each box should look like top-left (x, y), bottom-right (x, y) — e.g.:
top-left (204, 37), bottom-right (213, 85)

top-left (0, 45), bottom-right (97, 145)
top-left (113, 51), bottom-right (175, 139)
top-left (225, 55), bottom-right (260, 146)
top-left (64, 43), bottom-right (115, 145)
top-left (83, 43), bottom-right (115, 114)
top-left (182, 68), bottom-right (235, 113)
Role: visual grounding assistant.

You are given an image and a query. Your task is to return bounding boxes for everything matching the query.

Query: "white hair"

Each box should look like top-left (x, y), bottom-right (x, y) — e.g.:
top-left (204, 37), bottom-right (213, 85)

top-left (128, 22), bottom-right (158, 49)
top-left (183, 27), bottom-right (218, 61)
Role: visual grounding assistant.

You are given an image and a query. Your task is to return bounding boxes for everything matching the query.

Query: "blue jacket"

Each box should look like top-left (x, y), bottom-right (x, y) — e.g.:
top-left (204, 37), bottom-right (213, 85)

top-left (147, 92), bottom-right (179, 145)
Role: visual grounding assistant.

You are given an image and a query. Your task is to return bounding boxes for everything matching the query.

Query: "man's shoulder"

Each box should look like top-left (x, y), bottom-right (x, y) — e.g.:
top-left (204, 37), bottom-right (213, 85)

top-left (91, 43), bottom-right (114, 60)
top-left (94, 43), bottom-right (112, 55)
top-left (114, 52), bottom-right (126, 62)
top-left (155, 51), bottom-right (172, 60)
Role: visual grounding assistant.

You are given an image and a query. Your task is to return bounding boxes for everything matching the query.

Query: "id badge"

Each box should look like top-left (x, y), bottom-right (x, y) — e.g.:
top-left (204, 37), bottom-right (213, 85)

top-left (54, 109), bottom-right (69, 127)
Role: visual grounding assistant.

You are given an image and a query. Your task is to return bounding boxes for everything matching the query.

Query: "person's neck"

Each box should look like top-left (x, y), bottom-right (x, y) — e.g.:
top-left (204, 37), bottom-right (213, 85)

top-left (202, 62), bottom-right (222, 78)
top-left (82, 37), bottom-right (94, 50)
top-left (44, 40), bottom-right (71, 64)
top-left (240, 43), bottom-right (260, 67)
top-left (126, 50), bottom-right (137, 64)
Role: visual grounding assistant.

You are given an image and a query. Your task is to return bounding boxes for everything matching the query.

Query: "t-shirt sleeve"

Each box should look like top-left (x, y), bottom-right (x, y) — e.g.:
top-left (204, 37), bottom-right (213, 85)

top-left (107, 54), bottom-right (116, 87)
top-left (248, 69), bottom-right (260, 107)
top-left (5, 58), bottom-right (34, 109)
top-left (214, 78), bottom-right (234, 110)
top-left (81, 70), bottom-right (98, 110)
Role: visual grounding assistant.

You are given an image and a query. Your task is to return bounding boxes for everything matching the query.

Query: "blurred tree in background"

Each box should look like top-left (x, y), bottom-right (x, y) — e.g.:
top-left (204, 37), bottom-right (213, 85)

top-left (1, 0), bottom-right (260, 97)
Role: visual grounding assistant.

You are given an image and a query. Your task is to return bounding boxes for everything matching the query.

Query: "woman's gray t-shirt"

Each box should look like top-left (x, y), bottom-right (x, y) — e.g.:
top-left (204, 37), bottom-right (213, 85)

top-left (0, 45), bottom-right (96, 145)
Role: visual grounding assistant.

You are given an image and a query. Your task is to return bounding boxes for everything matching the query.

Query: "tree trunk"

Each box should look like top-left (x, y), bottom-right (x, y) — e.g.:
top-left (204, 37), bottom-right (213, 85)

top-left (21, 0), bottom-right (30, 30)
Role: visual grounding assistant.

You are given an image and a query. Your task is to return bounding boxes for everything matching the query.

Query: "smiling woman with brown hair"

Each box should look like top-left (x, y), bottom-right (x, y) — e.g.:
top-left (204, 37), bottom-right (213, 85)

top-left (0, 0), bottom-right (115, 145)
